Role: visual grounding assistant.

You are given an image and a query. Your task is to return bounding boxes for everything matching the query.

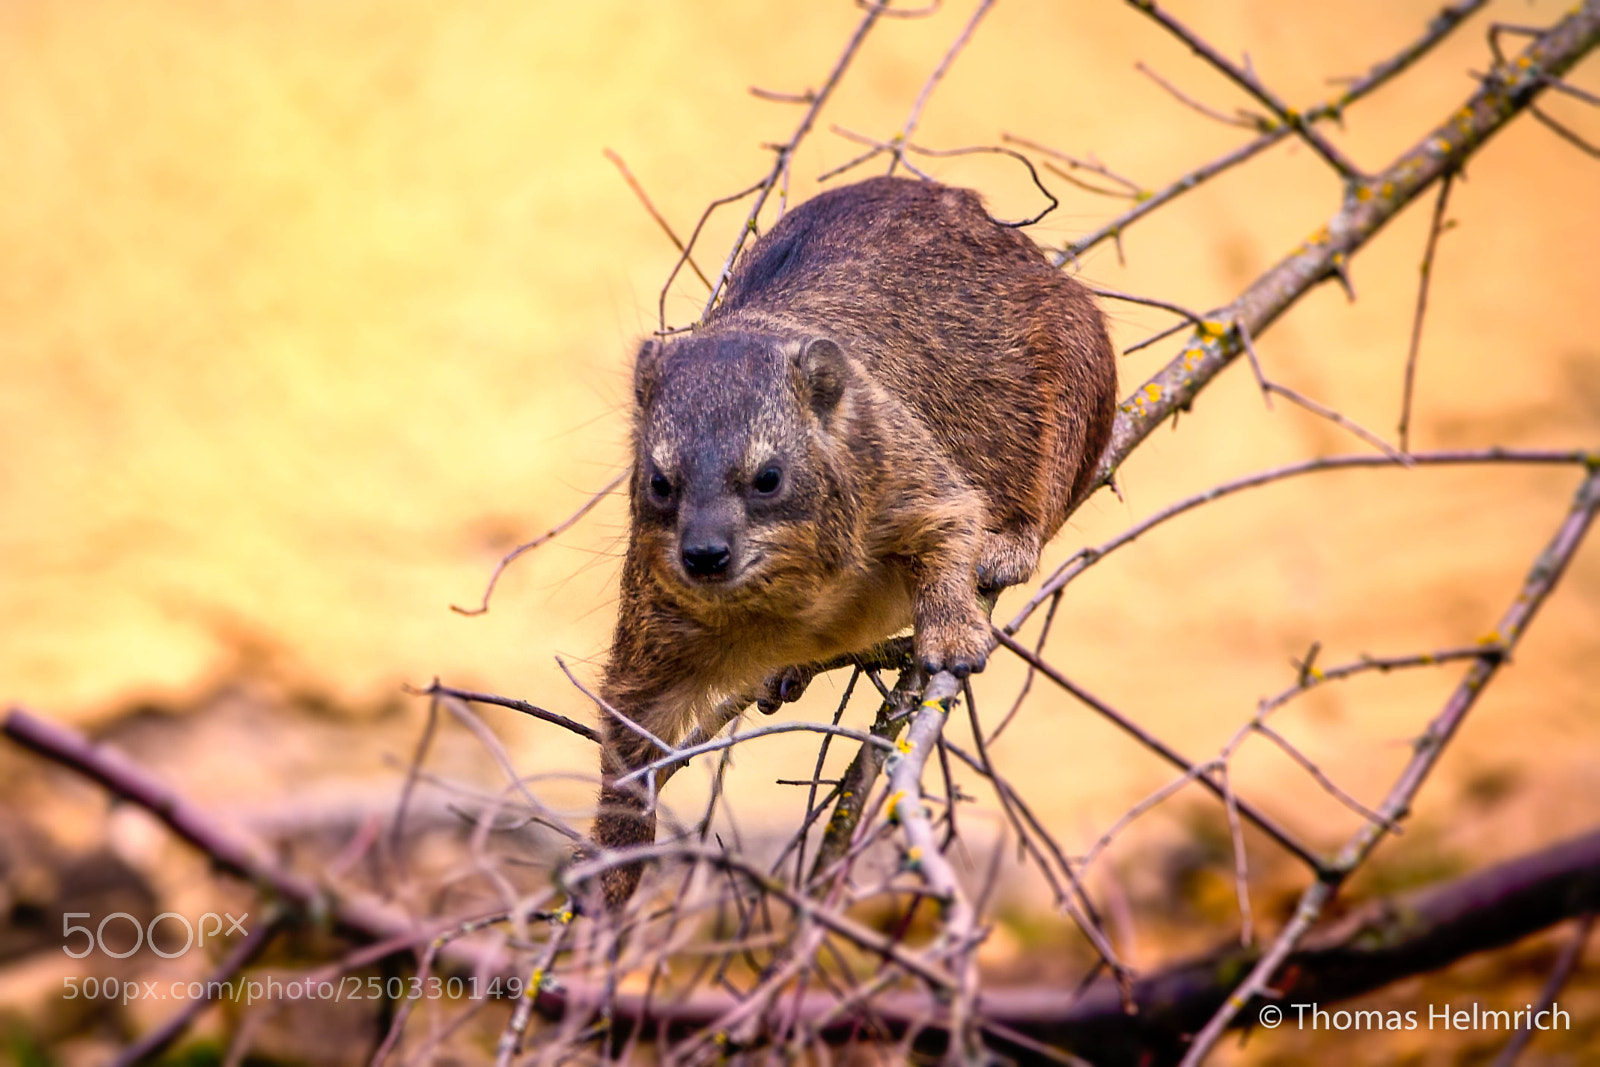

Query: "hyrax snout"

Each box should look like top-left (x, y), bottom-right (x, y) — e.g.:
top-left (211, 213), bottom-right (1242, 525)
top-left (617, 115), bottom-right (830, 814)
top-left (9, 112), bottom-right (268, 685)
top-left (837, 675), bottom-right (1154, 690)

top-left (588, 175), bottom-right (1117, 909)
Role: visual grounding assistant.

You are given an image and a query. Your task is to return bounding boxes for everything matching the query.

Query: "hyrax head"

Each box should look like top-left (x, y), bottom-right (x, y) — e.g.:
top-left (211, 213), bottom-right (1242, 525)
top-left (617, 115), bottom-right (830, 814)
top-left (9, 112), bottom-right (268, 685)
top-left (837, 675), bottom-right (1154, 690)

top-left (629, 331), bottom-right (853, 601)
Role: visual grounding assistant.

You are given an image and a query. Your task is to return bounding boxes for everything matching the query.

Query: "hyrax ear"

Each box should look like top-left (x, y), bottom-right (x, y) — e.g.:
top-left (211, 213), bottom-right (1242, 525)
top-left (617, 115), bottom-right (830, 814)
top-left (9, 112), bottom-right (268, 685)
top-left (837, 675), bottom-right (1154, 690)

top-left (795, 338), bottom-right (847, 425)
top-left (632, 338), bottom-right (662, 410)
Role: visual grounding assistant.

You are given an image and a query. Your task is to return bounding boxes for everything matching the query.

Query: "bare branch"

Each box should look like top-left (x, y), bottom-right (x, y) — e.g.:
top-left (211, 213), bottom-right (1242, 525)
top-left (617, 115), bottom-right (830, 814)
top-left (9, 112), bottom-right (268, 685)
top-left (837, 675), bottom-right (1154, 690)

top-left (1124, 0), bottom-right (1363, 178)
top-left (0, 707), bottom-right (522, 981)
top-left (1179, 462), bottom-right (1600, 1063)
top-left (408, 679), bottom-right (601, 744)
top-left (1091, 4), bottom-right (1600, 485)
top-left (882, 671), bottom-right (982, 1053)
top-left (809, 669), bottom-right (922, 887)
top-left (538, 827), bottom-right (1600, 1061)
top-left (1010, 449), bottom-right (1597, 633)
top-left (1064, 0), bottom-right (1489, 259)
top-left (108, 908), bottom-right (289, 1067)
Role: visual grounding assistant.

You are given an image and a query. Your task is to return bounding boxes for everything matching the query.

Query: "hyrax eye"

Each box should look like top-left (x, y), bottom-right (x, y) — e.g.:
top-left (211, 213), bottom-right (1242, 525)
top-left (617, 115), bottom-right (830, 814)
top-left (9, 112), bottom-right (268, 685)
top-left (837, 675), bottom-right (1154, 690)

top-left (648, 471), bottom-right (673, 500)
top-left (752, 465), bottom-right (783, 496)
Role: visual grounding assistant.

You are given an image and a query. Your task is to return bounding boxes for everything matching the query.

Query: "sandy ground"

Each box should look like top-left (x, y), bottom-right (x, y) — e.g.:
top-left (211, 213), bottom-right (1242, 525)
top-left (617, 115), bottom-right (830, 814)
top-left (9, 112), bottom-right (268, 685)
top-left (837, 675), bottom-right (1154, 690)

top-left (1, 2), bottom-right (1598, 1053)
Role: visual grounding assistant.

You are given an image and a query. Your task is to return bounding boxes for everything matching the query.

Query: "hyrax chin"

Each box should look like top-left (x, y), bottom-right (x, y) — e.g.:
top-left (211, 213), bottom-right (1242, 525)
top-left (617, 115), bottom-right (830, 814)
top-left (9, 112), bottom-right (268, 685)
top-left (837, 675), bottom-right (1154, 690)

top-left (589, 175), bottom-right (1116, 908)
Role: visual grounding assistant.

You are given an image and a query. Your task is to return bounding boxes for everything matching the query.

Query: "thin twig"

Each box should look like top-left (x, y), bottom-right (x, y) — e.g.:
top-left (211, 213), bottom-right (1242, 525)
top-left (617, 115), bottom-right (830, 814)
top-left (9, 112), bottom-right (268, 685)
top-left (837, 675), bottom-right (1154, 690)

top-left (1125, 0), bottom-right (1363, 178)
top-left (1529, 103), bottom-right (1600, 156)
top-left (657, 178), bottom-right (769, 332)
top-left (604, 148), bottom-right (713, 291)
top-left (1253, 722), bottom-right (1391, 829)
top-left (890, 0), bottom-right (998, 175)
top-left (1134, 60), bottom-right (1266, 130)
top-left (389, 688), bottom-right (441, 881)
top-left (109, 908), bottom-right (290, 1067)
top-left (1541, 74), bottom-right (1600, 107)
top-left (749, 85), bottom-right (816, 105)
top-left (1086, 285), bottom-right (1208, 326)
top-left (407, 679), bottom-right (601, 744)
top-left (451, 473), bottom-right (625, 616)
top-left (1010, 447), bottom-right (1600, 634)
top-left (792, 667), bottom-right (861, 888)
top-left (1234, 317), bottom-right (1273, 408)
top-left (902, 142), bottom-right (1060, 225)
top-left (1398, 170), bottom-right (1455, 451)
top-left (1491, 911), bottom-right (1596, 1067)
top-left (883, 671), bottom-right (982, 1058)
top-left (986, 588), bottom-right (1062, 745)
top-left (564, 841), bottom-right (958, 991)
top-left (1218, 765), bottom-right (1254, 946)
top-left (494, 916), bottom-right (573, 1066)
top-left (990, 628), bottom-right (1322, 870)
top-left (695, 4), bottom-right (888, 322)
top-left (1002, 132), bottom-right (1144, 193)
top-left (940, 739), bottom-right (1132, 988)
top-left (1042, 160), bottom-right (1140, 200)
top-left (809, 669), bottom-right (922, 887)
top-left (614, 721), bottom-right (895, 791)
top-left (1263, 379), bottom-right (1412, 463)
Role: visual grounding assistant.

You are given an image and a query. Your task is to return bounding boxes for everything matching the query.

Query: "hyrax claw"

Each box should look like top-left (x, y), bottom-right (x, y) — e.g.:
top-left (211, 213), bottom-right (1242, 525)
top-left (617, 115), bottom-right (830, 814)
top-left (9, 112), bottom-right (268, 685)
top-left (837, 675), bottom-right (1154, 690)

top-left (916, 617), bottom-right (993, 680)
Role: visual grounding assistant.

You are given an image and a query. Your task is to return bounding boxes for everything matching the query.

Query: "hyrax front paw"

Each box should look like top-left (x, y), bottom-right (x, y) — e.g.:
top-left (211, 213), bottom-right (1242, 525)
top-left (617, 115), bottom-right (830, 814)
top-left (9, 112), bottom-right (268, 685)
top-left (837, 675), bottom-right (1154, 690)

top-left (915, 611), bottom-right (992, 679)
top-left (754, 665), bottom-right (812, 714)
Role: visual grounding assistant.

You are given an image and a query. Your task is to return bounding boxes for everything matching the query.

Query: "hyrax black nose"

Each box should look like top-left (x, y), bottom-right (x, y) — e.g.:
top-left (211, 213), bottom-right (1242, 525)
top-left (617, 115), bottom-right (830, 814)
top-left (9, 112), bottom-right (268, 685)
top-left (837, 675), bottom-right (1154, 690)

top-left (682, 542), bottom-right (732, 579)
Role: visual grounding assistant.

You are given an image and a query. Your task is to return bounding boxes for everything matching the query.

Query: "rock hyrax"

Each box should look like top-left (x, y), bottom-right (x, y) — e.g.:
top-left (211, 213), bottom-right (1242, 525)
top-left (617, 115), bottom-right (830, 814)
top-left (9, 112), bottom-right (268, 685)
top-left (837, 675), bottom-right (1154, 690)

top-left (589, 175), bottom-right (1116, 907)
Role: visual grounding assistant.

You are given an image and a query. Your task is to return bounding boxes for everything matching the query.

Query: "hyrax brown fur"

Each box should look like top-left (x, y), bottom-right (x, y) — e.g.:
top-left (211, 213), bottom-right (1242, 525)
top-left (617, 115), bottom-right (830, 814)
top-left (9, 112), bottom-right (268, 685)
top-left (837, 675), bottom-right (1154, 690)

top-left (590, 176), bottom-right (1116, 908)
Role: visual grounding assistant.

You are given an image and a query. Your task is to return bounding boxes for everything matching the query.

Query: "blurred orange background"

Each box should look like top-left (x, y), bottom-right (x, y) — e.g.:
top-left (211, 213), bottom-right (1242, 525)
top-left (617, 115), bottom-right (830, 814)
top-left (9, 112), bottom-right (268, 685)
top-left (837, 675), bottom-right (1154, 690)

top-left (2, 0), bottom-right (1598, 930)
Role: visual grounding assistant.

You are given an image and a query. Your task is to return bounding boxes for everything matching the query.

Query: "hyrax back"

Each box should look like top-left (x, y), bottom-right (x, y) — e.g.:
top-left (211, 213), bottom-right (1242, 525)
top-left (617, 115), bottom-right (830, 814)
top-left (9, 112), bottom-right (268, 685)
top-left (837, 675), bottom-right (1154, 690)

top-left (590, 176), bottom-right (1115, 908)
